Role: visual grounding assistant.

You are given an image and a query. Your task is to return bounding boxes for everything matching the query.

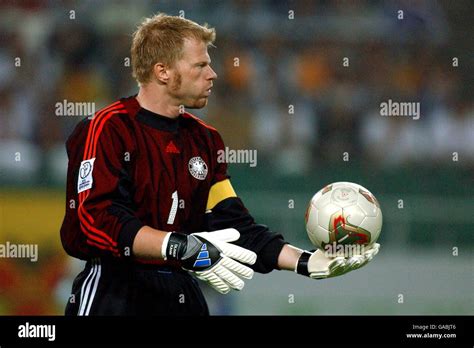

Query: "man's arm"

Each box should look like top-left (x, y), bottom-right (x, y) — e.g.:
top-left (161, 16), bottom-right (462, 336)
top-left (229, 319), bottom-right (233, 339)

top-left (133, 225), bottom-right (256, 294)
top-left (203, 178), bottom-right (380, 278)
top-left (278, 243), bottom-right (380, 278)
top-left (60, 111), bottom-right (145, 259)
top-left (205, 130), bottom-right (380, 279)
top-left (277, 244), bottom-right (303, 271)
top-left (132, 226), bottom-right (168, 259)
top-left (204, 184), bottom-right (287, 273)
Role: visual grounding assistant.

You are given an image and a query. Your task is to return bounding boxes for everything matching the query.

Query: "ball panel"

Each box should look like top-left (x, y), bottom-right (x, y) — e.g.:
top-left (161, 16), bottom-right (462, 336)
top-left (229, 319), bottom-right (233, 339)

top-left (312, 190), bottom-right (332, 209)
top-left (305, 202), bottom-right (321, 246)
top-left (343, 205), bottom-right (366, 227)
top-left (357, 193), bottom-right (378, 217)
top-left (327, 210), bottom-right (372, 246)
top-left (330, 186), bottom-right (359, 208)
top-left (317, 203), bottom-right (342, 232)
top-left (314, 203), bottom-right (342, 248)
top-left (359, 212), bottom-right (383, 244)
top-left (315, 225), bottom-right (331, 246)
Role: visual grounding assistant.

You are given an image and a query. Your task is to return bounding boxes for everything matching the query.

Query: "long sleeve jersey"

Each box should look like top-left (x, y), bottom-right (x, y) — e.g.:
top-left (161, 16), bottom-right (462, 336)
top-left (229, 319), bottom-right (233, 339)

top-left (60, 96), bottom-right (286, 273)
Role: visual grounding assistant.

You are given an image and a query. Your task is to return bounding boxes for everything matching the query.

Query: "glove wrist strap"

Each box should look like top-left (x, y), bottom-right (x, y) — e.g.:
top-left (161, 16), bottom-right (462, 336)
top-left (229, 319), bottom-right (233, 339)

top-left (165, 232), bottom-right (188, 261)
top-left (296, 251), bottom-right (312, 276)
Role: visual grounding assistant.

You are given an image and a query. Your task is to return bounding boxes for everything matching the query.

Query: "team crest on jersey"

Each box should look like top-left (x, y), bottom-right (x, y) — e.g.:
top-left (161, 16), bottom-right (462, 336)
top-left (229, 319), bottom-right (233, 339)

top-left (188, 156), bottom-right (208, 180)
top-left (77, 158), bottom-right (96, 193)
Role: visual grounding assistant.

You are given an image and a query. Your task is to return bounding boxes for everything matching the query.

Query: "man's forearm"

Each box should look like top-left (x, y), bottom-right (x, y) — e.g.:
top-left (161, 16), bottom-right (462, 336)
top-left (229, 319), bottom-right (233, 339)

top-left (277, 244), bottom-right (304, 271)
top-left (132, 226), bottom-right (169, 259)
top-left (134, 228), bottom-right (304, 269)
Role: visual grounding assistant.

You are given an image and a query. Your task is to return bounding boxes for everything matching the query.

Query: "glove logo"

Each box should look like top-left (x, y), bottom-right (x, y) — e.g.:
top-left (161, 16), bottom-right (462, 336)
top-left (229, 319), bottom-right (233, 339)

top-left (193, 243), bottom-right (211, 268)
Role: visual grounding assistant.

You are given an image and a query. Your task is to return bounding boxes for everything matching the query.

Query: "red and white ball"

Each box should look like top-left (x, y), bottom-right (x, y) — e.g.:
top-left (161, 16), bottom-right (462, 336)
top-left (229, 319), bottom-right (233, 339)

top-left (305, 182), bottom-right (382, 251)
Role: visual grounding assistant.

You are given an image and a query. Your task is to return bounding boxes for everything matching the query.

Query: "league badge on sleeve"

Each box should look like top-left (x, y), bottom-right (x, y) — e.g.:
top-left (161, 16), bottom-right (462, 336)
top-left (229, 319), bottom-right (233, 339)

top-left (77, 158), bottom-right (96, 193)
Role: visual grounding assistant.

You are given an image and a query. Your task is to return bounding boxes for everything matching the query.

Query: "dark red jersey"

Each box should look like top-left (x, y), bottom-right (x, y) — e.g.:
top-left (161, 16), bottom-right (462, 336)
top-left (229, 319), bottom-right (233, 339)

top-left (60, 96), bottom-right (285, 273)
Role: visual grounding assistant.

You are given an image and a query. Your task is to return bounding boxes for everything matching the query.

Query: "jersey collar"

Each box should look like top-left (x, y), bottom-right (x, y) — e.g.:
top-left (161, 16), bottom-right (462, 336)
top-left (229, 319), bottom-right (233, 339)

top-left (124, 96), bottom-right (180, 132)
top-left (136, 107), bottom-right (180, 132)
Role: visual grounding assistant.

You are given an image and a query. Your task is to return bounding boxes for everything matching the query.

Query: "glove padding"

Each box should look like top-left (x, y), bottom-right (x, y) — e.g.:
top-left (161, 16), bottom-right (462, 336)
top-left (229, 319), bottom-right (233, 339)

top-left (164, 228), bottom-right (257, 294)
top-left (297, 243), bottom-right (380, 279)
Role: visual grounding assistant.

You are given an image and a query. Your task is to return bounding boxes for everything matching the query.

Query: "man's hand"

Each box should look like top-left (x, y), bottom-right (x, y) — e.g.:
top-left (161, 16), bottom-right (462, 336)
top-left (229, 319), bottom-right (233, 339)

top-left (162, 228), bottom-right (256, 294)
top-left (296, 243), bottom-right (380, 279)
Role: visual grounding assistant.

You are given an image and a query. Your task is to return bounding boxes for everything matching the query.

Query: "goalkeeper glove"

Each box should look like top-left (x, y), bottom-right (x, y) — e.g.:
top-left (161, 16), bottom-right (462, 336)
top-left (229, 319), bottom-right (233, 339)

top-left (162, 228), bottom-right (257, 294)
top-left (296, 243), bottom-right (380, 279)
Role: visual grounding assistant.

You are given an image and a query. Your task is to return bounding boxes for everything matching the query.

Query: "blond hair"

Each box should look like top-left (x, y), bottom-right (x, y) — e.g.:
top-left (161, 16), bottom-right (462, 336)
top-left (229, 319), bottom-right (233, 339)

top-left (131, 14), bottom-right (216, 84)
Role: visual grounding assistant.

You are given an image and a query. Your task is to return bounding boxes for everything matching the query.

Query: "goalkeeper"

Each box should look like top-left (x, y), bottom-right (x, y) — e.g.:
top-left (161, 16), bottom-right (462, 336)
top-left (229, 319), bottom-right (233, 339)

top-left (60, 14), bottom-right (379, 316)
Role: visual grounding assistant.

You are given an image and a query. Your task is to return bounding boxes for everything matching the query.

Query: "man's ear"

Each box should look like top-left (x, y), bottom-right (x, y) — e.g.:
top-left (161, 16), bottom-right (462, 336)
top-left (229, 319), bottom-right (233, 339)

top-left (153, 63), bottom-right (169, 84)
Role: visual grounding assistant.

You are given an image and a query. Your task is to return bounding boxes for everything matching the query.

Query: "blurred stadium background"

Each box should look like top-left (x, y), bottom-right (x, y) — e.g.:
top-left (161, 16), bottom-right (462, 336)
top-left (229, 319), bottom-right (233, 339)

top-left (0, 0), bottom-right (472, 315)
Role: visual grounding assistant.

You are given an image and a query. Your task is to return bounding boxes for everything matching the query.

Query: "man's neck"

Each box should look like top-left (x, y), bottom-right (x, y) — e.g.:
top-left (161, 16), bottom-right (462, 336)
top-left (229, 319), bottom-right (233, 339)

top-left (136, 86), bottom-right (181, 119)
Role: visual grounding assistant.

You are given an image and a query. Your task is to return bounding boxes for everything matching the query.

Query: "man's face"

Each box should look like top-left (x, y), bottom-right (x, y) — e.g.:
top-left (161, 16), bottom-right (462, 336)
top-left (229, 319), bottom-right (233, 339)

top-left (168, 38), bottom-right (217, 109)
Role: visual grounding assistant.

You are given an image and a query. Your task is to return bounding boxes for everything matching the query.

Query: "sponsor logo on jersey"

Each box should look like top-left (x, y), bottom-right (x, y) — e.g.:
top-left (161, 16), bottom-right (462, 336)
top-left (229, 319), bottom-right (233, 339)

top-left (188, 156), bottom-right (208, 180)
top-left (165, 140), bottom-right (180, 154)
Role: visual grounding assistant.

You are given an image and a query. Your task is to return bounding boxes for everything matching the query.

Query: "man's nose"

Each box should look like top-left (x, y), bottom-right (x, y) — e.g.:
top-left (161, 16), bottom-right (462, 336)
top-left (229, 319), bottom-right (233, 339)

top-left (208, 66), bottom-right (217, 80)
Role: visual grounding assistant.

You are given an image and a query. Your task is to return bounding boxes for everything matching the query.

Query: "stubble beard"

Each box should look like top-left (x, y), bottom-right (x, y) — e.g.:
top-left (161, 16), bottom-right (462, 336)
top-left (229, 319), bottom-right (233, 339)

top-left (170, 71), bottom-right (182, 95)
top-left (170, 71), bottom-right (207, 109)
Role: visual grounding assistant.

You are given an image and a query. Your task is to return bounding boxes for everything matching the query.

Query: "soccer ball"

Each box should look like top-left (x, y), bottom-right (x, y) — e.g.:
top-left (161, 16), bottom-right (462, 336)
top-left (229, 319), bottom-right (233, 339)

top-left (305, 182), bottom-right (382, 253)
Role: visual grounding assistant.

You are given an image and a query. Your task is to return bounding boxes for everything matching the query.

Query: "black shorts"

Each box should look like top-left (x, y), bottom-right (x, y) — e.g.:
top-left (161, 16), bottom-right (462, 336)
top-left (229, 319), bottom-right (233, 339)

top-left (65, 258), bottom-right (209, 316)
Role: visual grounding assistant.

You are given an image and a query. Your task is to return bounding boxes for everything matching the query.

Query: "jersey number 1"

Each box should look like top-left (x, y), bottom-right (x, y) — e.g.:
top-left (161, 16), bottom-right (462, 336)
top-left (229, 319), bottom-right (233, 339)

top-left (167, 190), bottom-right (178, 224)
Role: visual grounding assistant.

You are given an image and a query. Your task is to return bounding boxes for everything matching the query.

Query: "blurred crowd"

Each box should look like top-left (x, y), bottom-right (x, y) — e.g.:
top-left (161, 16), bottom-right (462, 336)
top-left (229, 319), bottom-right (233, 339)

top-left (0, 0), bottom-right (472, 182)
